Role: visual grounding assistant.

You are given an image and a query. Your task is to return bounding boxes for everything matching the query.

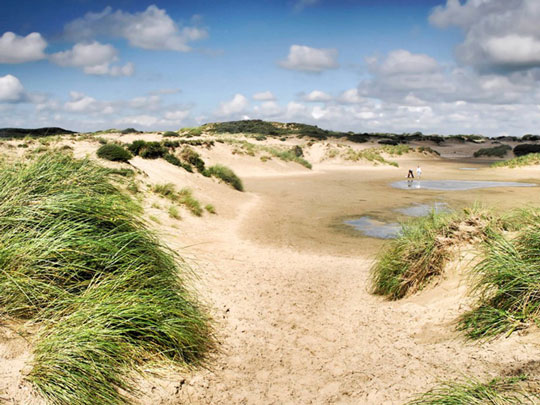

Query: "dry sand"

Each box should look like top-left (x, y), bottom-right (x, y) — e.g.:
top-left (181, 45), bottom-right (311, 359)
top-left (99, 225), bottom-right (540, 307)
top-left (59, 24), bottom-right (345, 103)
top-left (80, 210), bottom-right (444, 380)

top-left (2, 136), bottom-right (540, 404)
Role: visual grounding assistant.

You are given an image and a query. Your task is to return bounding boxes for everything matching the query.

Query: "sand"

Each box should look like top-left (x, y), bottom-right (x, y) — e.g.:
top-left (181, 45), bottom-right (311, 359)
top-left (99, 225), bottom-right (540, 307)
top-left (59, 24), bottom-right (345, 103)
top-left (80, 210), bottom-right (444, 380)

top-left (2, 136), bottom-right (540, 404)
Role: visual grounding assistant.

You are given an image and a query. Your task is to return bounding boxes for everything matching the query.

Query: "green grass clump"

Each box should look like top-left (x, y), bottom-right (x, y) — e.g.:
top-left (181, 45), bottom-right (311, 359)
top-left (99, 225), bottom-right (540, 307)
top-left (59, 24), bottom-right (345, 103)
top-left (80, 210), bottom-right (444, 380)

top-left (179, 146), bottom-right (206, 173)
top-left (162, 131), bottom-right (179, 137)
top-left (96, 143), bottom-right (132, 162)
top-left (206, 164), bottom-right (244, 191)
top-left (370, 208), bottom-right (499, 300)
top-left (459, 214), bottom-right (540, 338)
top-left (168, 205), bottom-right (181, 219)
top-left (0, 153), bottom-right (212, 404)
top-left (492, 153), bottom-right (540, 168)
top-left (205, 204), bottom-right (216, 214)
top-left (473, 144), bottom-right (511, 158)
top-left (407, 375), bottom-right (537, 404)
top-left (153, 183), bottom-right (203, 216)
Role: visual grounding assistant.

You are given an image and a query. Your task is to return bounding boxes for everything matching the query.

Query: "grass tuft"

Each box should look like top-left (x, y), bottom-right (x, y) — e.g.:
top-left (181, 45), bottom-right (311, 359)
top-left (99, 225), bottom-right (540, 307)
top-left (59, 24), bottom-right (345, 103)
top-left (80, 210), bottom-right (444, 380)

top-left (407, 375), bottom-right (537, 404)
top-left (97, 143), bottom-right (132, 163)
top-left (0, 152), bottom-right (213, 404)
top-left (206, 164), bottom-right (244, 191)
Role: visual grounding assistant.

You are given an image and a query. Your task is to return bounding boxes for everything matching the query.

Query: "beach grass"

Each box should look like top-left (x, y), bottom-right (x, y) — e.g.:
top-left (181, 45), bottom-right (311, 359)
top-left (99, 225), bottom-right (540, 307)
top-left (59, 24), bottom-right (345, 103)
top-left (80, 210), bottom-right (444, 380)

top-left (370, 207), bottom-right (500, 300)
top-left (206, 164), bottom-right (244, 191)
top-left (459, 210), bottom-right (540, 338)
top-left (0, 152), bottom-right (213, 404)
top-left (407, 375), bottom-right (537, 404)
top-left (492, 153), bottom-right (540, 168)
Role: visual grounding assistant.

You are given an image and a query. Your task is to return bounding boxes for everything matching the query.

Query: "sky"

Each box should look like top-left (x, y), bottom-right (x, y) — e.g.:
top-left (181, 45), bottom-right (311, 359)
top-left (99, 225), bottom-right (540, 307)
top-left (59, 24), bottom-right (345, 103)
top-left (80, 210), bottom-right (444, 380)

top-left (1, 0), bottom-right (540, 136)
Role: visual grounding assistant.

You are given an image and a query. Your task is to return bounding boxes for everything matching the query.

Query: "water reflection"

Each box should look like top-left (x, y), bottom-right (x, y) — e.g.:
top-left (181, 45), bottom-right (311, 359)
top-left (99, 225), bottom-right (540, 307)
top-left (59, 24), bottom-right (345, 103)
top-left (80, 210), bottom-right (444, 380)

top-left (391, 180), bottom-right (535, 191)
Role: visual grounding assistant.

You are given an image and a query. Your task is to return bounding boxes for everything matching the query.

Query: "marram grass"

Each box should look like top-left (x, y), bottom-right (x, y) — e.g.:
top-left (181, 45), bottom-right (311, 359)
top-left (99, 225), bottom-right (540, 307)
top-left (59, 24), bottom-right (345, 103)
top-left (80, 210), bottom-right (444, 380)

top-left (0, 152), bottom-right (213, 404)
top-left (370, 207), bottom-right (500, 300)
top-left (407, 375), bottom-right (538, 404)
top-left (459, 209), bottom-right (540, 339)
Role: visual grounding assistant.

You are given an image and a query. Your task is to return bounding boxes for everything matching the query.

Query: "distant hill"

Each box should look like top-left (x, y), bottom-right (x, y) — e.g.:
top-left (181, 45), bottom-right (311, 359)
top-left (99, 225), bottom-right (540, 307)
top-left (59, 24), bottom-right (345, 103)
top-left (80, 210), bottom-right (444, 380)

top-left (0, 127), bottom-right (76, 139)
top-left (201, 119), bottom-right (490, 144)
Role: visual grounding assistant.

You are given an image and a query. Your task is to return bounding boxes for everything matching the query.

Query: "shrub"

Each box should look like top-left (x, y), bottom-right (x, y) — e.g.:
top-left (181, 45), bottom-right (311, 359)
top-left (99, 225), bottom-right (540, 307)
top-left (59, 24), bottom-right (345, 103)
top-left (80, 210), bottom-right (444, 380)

top-left (492, 153), bottom-right (540, 168)
top-left (292, 145), bottom-right (304, 157)
top-left (514, 143), bottom-right (540, 157)
top-left (180, 146), bottom-right (205, 172)
top-left (206, 164), bottom-right (244, 191)
top-left (127, 140), bottom-right (147, 155)
top-left (163, 131), bottom-right (179, 137)
top-left (164, 153), bottom-right (193, 172)
top-left (0, 153), bottom-right (213, 404)
top-left (120, 127), bottom-right (138, 134)
top-left (96, 143), bottom-right (132, 162)
top-left (139, 142), bottom-right (166, 159)
top-left (473, 144), bottom-right (511, 158)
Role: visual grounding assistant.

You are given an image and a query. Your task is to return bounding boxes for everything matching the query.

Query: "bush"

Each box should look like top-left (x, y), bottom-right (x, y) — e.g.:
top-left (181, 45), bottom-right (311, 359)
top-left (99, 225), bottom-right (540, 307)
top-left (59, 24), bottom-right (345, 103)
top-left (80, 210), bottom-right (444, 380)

top-left (292, 145), bottom-right (304, 157)
top-left (180, 146), bottom-right (205, 172)
top-left (0, 153), bottom-right (213, 404)
top-left (473, 144), bottom-right (511, 158)
top-left (127, 140), bottom-right (147, 155)
top-left (164, 153), bottom-right (193, 172)
top-left (96, 143), bottom-right (132, 162)
top-left (513, 143), bottom-right (540, 157)
top-left (120, 127), bottom-right (138, 134)
top-left (139, 142), bottom-right (166, 159)
top-left (163, 131), bottom-right (179, 137)
top-left (207, 164), bottom-right (244, 191)
top-left (492, 153), bottom-right (540, 168)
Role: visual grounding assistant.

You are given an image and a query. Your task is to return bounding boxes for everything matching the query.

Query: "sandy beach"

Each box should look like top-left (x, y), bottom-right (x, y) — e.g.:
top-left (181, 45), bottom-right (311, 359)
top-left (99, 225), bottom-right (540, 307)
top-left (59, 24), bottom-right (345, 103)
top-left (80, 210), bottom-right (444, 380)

top-left (2, 136), bottom-right (540, 404)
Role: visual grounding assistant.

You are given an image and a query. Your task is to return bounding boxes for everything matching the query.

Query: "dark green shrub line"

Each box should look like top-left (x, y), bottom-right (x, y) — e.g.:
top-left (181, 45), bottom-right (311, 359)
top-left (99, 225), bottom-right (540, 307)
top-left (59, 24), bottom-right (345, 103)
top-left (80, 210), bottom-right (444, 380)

top-left (97, 144), bottom-right (133, 163)
top-left (206, 165), bottom-right (244, 191)
top-left (0, 153), bottom-right (213, 404)
top-left (473, 144), bottom-right (511, 158)
top-left (514, 143), bottom-right (540, 157)
top-left (407, 375), bottom-right (537, 404)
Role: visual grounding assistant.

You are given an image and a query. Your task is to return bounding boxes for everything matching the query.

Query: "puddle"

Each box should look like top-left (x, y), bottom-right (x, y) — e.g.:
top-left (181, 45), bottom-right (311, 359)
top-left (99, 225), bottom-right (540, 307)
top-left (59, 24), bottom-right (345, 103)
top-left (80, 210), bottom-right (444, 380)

top-left (344, 216), bottom-right (401, 239)
top-left (394, 202), bottom-right (450, 217)
top-left (459, 167), bottom-right (479, 171)
top-left (391, 180), bottom-right (536, 191)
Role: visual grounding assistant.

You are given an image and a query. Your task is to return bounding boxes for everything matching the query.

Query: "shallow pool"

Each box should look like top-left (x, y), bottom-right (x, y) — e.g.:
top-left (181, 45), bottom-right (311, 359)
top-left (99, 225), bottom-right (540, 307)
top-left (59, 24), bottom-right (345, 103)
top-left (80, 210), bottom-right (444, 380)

top-left (344, 216), bottom-right (401, 239)
top-left (394, 202), bottom-right (450, 217)
top-left (391, 180), bottom-right (536, 191)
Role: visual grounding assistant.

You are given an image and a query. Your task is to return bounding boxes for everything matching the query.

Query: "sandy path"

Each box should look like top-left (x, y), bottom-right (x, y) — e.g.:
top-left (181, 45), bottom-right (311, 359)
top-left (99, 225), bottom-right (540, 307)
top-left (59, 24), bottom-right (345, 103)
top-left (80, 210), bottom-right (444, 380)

top-left (146, 183), bottom-right (540, 404)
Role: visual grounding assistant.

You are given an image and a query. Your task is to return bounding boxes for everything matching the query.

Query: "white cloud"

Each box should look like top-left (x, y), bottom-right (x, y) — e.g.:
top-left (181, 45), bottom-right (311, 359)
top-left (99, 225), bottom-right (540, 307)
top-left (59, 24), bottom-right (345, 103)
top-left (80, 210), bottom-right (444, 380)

top-left (279, 45), bottom-right (339, 73)
top-left (129, 95), bottom-right (161, 110)
top-left (0, 32), bottom-right (47, 63)
top-left (302, 90), bottom-right (332, 102)
top-left (116, 114), bottom-right (160, 127)
top-left (164, 109), bottom-right (190, 121)
top-left (0, 74), bottom-right (25, 102)
top-left (253, 91), bottom-right (275, 101)
top-left (253, 101), bottom-right (281, 117)
top-left (215, 94), bottom-right (249, 116)
top-left (64, 91), bottom-right (114, 114)
top-left (338, 88), bottom-right (365, 104)
top-left (429, 0), bottom-right (540, 71)
top-left (371, 49), bottom-right (440, 75)
top-left (63, 5), bottom-right (208, 52)
top-left (50, 41), bottom-right (133, 76)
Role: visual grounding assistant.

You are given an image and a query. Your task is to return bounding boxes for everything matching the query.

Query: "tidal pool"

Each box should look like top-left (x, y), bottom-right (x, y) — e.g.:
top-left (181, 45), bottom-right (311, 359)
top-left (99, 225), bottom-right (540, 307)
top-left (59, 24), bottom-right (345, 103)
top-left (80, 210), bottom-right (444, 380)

top-left (394, 202), bottom-right (450, 217)
top-left (459, 167), bottom-right (479, 171)
top-left (344, 217), bottom-right (401, 239)
top-left (391, 180), bottom-right (536, 191)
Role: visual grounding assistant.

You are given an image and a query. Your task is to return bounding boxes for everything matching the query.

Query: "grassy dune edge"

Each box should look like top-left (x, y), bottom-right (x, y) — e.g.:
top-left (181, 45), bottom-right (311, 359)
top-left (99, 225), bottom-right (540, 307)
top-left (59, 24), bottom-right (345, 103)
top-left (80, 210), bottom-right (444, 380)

top-left (0, 152), bottom-right (213, 404)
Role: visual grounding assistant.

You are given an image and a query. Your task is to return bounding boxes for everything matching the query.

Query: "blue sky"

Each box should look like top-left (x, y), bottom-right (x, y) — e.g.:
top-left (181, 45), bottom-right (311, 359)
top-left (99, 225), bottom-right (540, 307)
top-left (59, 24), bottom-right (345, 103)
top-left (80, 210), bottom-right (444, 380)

top-left (1, 0), bottom-right (540, 136)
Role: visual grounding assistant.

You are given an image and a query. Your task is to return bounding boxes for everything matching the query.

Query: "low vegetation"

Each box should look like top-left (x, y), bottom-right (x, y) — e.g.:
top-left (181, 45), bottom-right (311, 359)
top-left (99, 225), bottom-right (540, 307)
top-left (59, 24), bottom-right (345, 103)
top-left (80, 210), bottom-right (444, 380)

top-left (153, 183), bottom-right (204, 216)
top-left (459, 209), bottom-right (540, 339)
top-left (492, 153), bottom-right (540, 168)
top-left (96, 143), bottom-right (133, 162)
top-left (473, 144), bottom-right (511, 158)
top-left (514, 143), bottom-right (540, 157)
top-left (408, 375), bottom-right (537, 404)
top-left (206, 164), bottom-right (244, 191)
top-left (370, 208), bottom-right (500, 300)
top-left (0, 153), bottom-right (213, 404)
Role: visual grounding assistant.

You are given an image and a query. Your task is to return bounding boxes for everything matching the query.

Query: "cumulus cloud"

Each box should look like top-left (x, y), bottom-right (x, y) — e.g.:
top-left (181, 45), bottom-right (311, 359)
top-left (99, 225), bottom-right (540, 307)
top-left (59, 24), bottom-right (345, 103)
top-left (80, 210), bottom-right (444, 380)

top-left (338, 88), bottom-right (365, 104)
top-left (429, 0), bottom-right (540, 71)
top-left (279, 45), bottom-right (339, 72)
top-left (253, 91), bottom-right (276, 101)
top-left (0, 74), bottom-right (26, 102)
top-left (302, 90), bottom-right (332, 102)
top-left (369, 49), bottom-right (440, 75)
top-left (50, 41), bottom-right (133, 76)
top-left (253, 101), bottom-right (282, 117)
top-left (64, 91), bottom-right (114, 114)
top-left (0, 32), bottom-right (47, 63)
top-left (63, 5), bottom-right (208, 52)
top-left (164, 109), bottom-right (190, 121)
top-left (215, 93), bottom-right (249, 116)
